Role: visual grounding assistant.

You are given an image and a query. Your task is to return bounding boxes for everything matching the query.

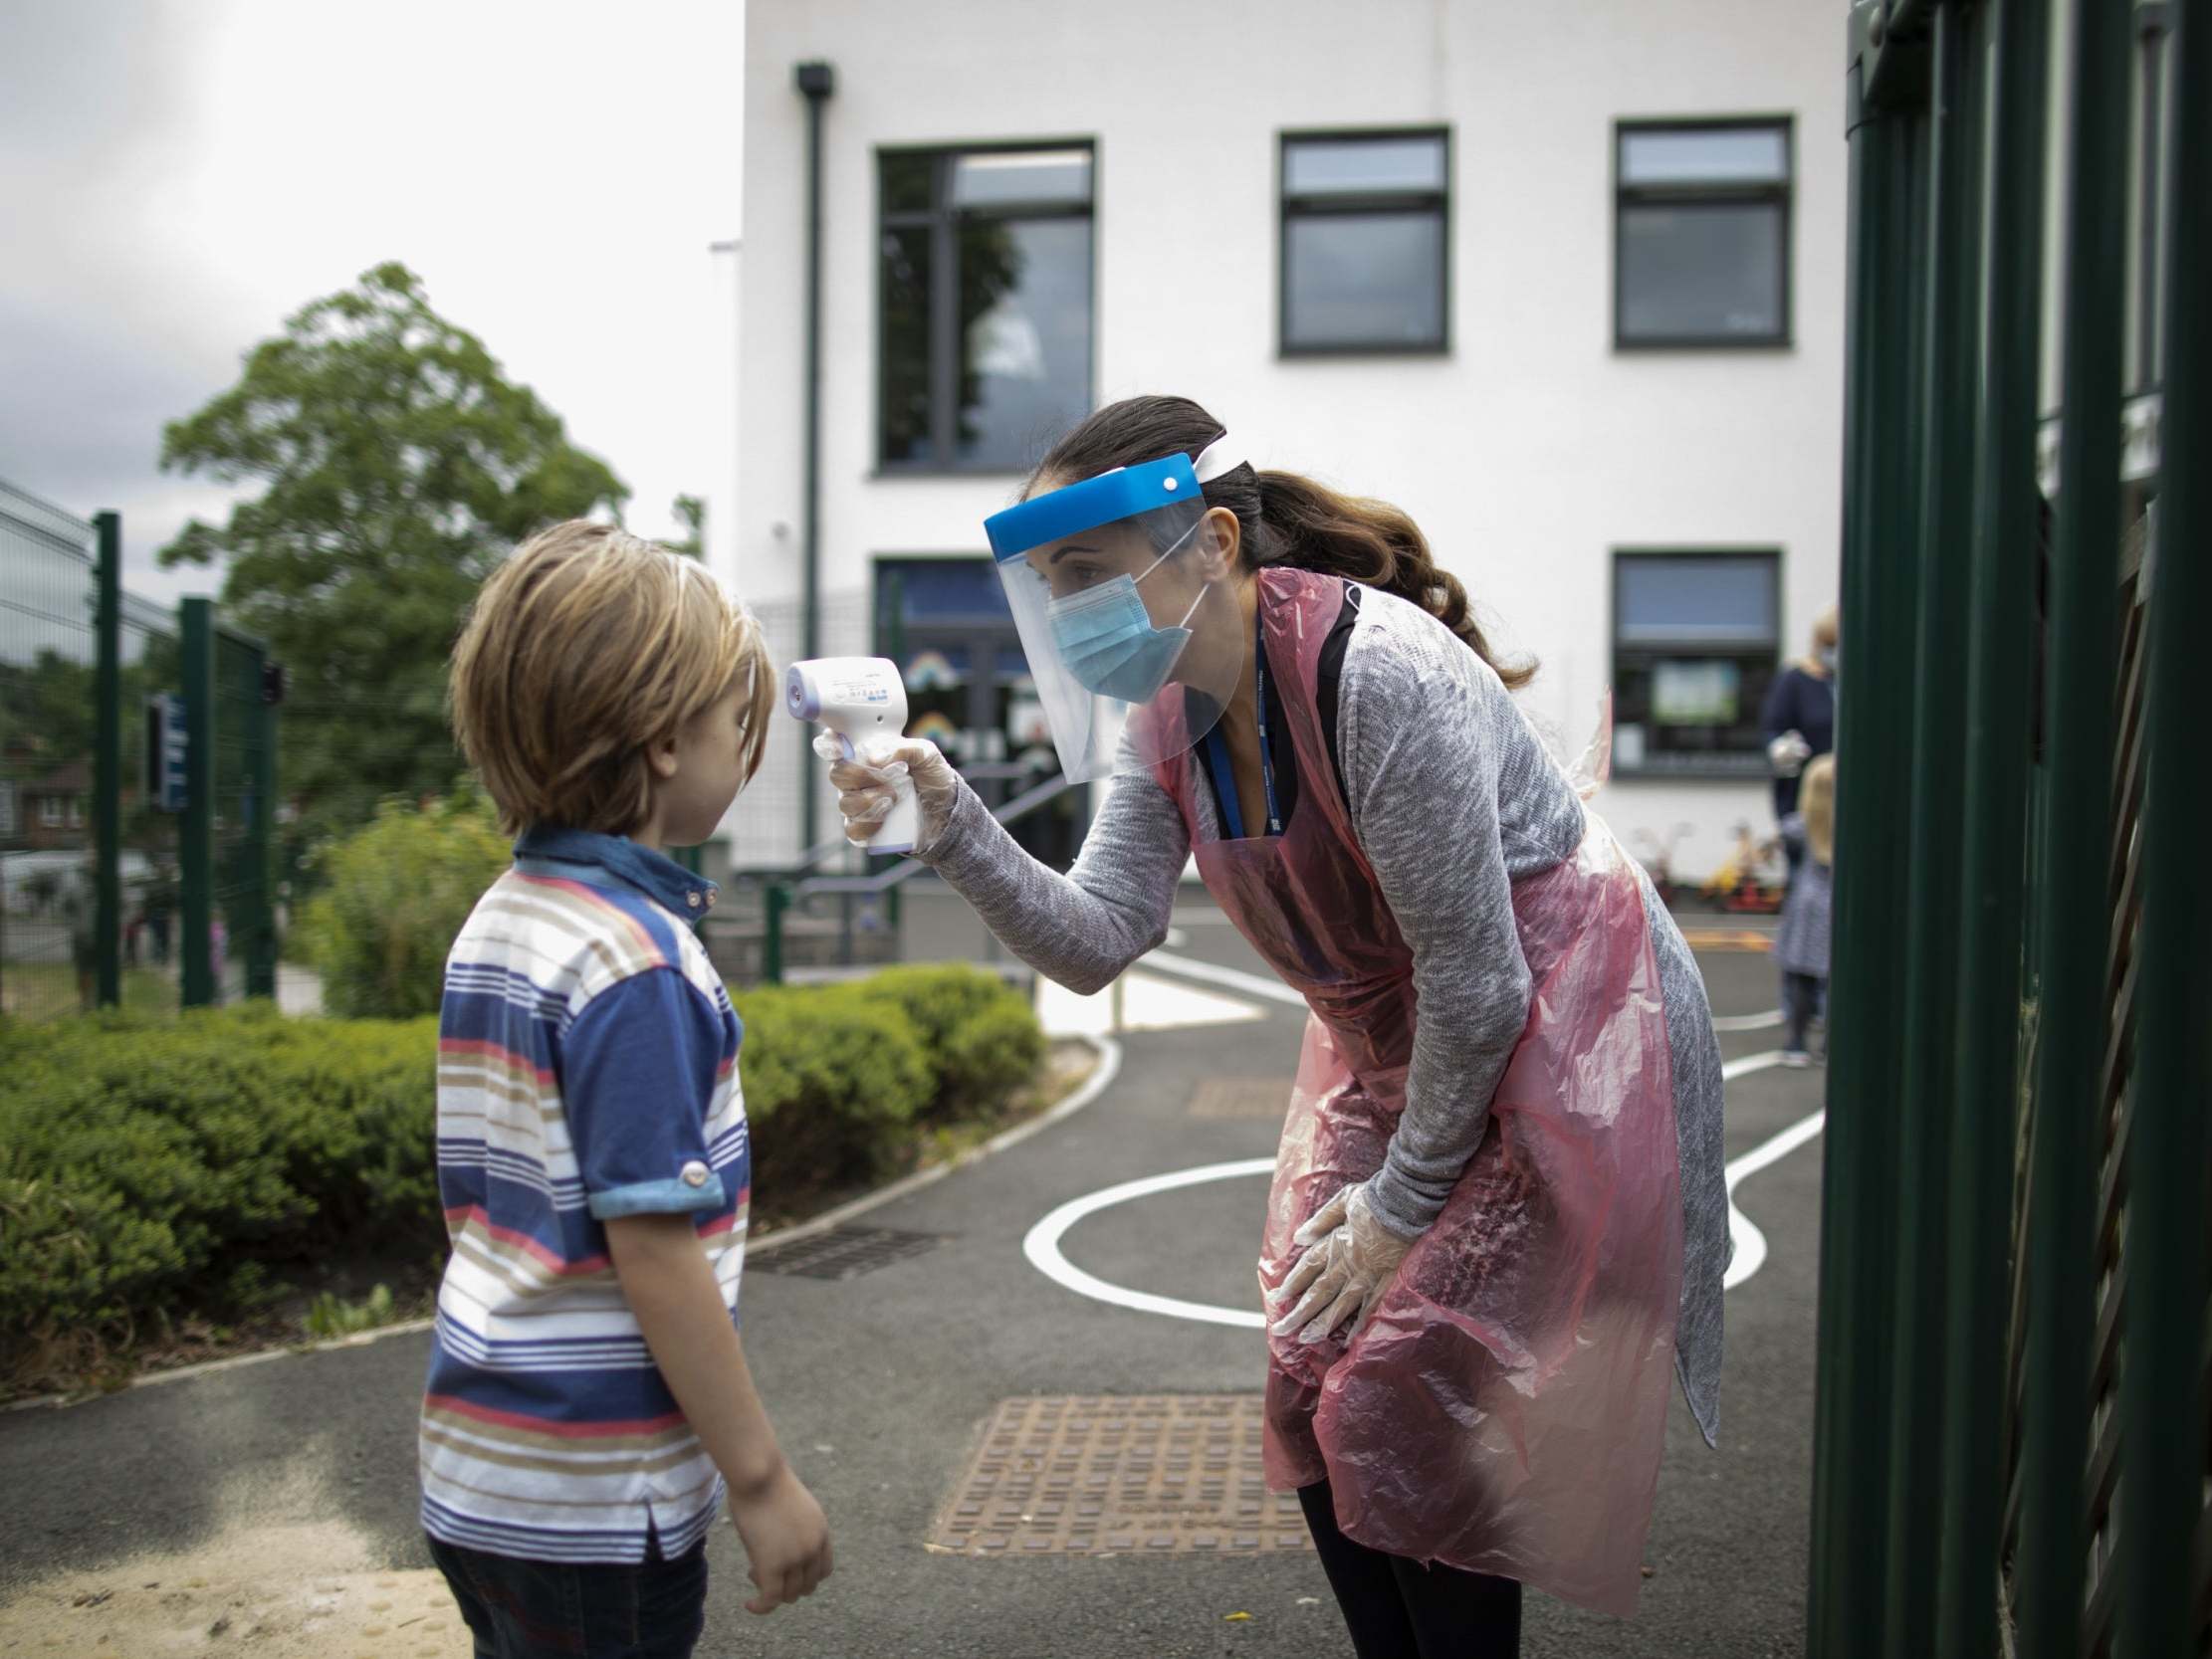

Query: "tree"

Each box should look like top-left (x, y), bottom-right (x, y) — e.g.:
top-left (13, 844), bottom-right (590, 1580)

top-left (671, 494), bottom-right (706, 559)
top-left (0, 650), bottom-right (97, 777)
top-left (157, 263), bottom-right (627, 849)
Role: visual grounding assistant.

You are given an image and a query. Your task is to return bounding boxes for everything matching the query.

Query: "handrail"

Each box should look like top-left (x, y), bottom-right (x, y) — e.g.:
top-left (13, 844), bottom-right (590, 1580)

top-left (793, 774), bottom-right (1070, 899)
top-left (745, 771), bottom-right (1074, 981)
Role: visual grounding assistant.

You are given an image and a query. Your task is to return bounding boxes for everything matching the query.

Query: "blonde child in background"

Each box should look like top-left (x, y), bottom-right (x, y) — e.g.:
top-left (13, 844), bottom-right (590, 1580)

top-left (1774, 753), bottom-right (1835, 1067)
top-left (425, 522), bottom-right (830, 1657)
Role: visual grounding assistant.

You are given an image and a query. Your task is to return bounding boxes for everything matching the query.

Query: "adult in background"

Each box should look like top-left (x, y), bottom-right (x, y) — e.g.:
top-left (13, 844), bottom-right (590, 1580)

top-left (1760, 608), bottom-right (1838, 870)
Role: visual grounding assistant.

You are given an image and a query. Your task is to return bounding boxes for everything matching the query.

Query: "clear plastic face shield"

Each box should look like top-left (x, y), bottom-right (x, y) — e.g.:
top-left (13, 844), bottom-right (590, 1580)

top-left (986, 437), bottom-right (1246, 783)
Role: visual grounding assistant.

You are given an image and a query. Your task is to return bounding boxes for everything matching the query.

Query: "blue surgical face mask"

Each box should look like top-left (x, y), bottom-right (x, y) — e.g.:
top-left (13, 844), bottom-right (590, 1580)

top-left (1045, 527), bottom-right (1208, 705)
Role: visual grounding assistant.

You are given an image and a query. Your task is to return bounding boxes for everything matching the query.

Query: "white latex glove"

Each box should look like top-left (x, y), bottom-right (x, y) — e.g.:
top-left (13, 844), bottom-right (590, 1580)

top-left (1767, 729), bottom-right (1812, 778)
top-left (812, 730), bottom-right (961, 852)
top-left (1267, 1183), bottom-right (1415, 1346)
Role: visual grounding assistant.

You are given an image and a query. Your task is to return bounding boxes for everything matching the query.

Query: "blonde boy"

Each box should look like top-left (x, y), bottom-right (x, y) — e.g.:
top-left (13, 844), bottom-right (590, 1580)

top-left (424, 521), bottom-right (829, 1657)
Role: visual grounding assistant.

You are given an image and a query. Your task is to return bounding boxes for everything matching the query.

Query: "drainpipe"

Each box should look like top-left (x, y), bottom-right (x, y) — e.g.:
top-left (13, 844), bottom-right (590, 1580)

top-left (794, 59), bottom-right (834, 858)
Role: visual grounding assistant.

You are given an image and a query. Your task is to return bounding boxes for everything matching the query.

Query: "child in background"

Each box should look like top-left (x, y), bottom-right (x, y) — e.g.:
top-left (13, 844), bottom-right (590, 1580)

top-left (426, 521), bottom-right (830, 1657)
top-left (1775, 753), bottom-right (1835, 1067)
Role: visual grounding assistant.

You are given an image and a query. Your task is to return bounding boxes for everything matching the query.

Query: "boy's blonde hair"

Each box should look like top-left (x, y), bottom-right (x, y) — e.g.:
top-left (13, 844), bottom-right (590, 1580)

top-left (1800, 753), bottom-right (1837, 868)
top-left (449, 520), bottom-right (775, 836)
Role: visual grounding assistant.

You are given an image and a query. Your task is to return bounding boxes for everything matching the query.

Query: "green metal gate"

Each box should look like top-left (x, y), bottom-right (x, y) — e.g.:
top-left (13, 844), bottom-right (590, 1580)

top-left (1811, 2), bottom-right (2206, 1656)
top-left (179, 597), bottom-right (278, 1005)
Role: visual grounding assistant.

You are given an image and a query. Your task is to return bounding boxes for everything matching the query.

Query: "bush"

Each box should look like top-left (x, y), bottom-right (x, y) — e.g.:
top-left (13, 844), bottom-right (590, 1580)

top-left (0, 1006), bottom-right (442, 1364)
top-left (731, 984), bottom-right (932, 1194)
top-left (0, 963), bottom-right (1046, 1383)
top-left (851, 963), bottom-right (1043, 1123)
top-left (296, 793), bottom-right (511, 1019)
top-left (938, 997), bottom-right (1047, 1118)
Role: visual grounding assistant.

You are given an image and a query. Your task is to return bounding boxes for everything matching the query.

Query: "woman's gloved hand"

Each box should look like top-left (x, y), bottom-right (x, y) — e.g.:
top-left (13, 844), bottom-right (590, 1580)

top-left (1267, 1182), bottom-right (1415, 1346)
top-left (812, 731), bottom-right (961, 851)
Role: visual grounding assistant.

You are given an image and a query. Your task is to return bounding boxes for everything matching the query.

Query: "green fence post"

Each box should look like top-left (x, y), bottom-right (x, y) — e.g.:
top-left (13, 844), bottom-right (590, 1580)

top-left (1884, 12), bottom-right (1983, 1641)
top-left (2118, 5), bottom-right (2210, 1654)
top-left (180, 598), bottom-right (215, 1007)
top-left (1811, 22), bottom-right (1925, 1646)
top-left (93, 511), bottom-right (121, 1008)
top-left (763, 882), bottom-right (787, 986)
top-left (2018, 0), bottom-right (2130, 1648)
top-left (246, 668), bottom-right (277, 999)
top-left (1937, 0), bottom-right (2050, 1650)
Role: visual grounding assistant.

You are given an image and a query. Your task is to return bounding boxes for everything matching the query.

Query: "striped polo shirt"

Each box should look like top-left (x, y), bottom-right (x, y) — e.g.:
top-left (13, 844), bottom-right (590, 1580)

top-left (419, 825), bottom-right (748, 1563)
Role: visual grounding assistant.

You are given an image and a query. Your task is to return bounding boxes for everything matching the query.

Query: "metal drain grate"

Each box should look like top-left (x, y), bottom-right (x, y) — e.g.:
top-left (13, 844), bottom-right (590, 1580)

top-left (1187, 1078), bottom-right (1291, 1121)
top-left (751, 1225), bottom-right (945, 1280)
top-left (928, 1394), bottom-right (1313, 1557)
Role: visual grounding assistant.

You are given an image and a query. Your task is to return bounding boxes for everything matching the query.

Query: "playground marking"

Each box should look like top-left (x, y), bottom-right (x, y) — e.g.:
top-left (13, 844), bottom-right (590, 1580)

top-left (1142, 950), bottom-right (1311, 1007)
top-left (1719, 1052), bottom-right (1824, 1290)
top-left (1711, 1008), bottom-right (1785, 1032)
top-left (1021, 1050), bottom-right (1825, 1325)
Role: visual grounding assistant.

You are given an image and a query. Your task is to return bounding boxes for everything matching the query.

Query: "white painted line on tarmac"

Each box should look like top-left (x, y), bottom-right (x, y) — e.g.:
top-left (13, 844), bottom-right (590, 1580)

top-left (1711, 1009), bottom-right (1786, 1032)
top-left (1720, 1052), bottom-right (1825, 1290)
top-left (1141, 949), bottom-right (1311, 1008)
top-left (1022, 1158), bottom-right (1275, 1330)
top-left (754, 1033), bottom-right (1124, 1259)
top-left (1150, 948), bottom-right (1786, 1038)
top-left (1021, 1048), bottom-right (1828, 1325)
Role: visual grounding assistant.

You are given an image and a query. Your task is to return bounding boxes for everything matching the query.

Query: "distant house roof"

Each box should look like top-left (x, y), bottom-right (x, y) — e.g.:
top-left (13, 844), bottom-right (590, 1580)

top-left (24, 757), bottom-right (92, 795)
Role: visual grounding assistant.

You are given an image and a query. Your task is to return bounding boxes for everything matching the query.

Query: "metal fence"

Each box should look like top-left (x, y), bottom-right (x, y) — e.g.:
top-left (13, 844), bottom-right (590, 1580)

top-left (1, 480), bottom-right (276, 1020)
top-left (0, 483), bottom-right (173, 1019)
top-left (1810, 3), bottom-right (2205, 1656)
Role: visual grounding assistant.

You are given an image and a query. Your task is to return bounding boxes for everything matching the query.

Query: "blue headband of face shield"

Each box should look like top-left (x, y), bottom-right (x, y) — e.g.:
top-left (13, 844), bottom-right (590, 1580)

top-left (984, 453), bottom-right (1203, 560)
top-left (987, 456), bottom-right (1207, 705)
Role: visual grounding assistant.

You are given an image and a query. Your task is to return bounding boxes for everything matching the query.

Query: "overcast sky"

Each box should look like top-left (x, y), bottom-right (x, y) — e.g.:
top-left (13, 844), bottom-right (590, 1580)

top-left (0, 0), bottom-right (747, 605)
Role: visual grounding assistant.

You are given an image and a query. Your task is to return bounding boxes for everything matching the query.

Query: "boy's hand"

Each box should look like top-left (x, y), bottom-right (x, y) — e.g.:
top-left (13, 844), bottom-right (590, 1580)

top-left (729, 1461), bottom-right (832, 1614)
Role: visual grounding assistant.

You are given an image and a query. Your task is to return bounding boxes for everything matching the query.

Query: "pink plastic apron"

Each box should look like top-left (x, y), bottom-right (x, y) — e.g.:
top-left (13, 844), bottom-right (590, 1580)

top-left (1148, 567), bottom-right (1683, 1616)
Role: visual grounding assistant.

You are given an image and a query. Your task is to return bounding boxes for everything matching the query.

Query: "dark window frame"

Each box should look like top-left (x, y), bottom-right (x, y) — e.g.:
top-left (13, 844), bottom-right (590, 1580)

top-left (1609, 546), bottom-right (1786, 780)
top-left (1613, 115), bottom-right (1795, 351)
top-left (1277, 125), bottom-right (1452, 358)
top-left (875, 138), bottom-right (1098, 477)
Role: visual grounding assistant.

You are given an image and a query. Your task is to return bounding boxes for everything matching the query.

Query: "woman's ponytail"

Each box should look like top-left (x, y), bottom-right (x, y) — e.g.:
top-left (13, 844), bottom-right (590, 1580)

top-left (1250, 469), bottom-right (1535, 691)
top-left (1031, 394), bottom-right (1536, 691)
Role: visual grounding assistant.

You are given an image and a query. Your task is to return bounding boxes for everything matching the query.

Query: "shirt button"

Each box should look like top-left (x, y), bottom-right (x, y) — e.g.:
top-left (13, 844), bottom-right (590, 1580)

top-left (680, 1160), bottom-right (710, 1188)
top-left (686, 891), bottom-right (701, 910)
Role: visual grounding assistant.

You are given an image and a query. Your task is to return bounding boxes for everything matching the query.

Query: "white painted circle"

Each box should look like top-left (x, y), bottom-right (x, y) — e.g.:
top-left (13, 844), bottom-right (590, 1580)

top-left (1022, 1158), bottom-right (1274, 1329)
top-left (1018, 1052), bottom-right (1823, 1326)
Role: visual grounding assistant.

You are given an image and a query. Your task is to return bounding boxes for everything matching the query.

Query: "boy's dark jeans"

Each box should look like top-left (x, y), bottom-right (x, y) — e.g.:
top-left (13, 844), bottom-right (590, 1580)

top-left (426, 1530), bottom-right (707, 1659)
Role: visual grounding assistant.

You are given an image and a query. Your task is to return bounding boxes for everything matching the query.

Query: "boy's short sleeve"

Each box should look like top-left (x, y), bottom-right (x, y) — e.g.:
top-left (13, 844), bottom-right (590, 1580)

top-left (561, 968), bottom-right (730, 1221)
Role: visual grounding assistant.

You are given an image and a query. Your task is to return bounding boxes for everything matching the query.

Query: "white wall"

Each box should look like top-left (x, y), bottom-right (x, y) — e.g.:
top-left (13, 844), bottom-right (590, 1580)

top-left (736, 0), bottom-right (1846, 879)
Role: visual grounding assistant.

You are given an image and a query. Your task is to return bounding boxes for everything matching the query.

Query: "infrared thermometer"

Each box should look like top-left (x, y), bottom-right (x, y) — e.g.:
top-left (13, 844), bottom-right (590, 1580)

top-left (785, 657), bottom-right (920, 855)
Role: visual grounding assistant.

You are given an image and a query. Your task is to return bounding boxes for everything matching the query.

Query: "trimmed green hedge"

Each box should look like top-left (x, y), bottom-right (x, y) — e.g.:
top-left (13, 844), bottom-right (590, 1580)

top-left (0, 964), bottom-right (1044, 1382)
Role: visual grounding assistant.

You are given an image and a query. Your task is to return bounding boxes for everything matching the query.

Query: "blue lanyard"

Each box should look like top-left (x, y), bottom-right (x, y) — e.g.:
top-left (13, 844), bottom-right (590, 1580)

top-left (1204, 608), bottom-right (1283, 840)
top-left (1253, 607), bottom-right (1283, 836)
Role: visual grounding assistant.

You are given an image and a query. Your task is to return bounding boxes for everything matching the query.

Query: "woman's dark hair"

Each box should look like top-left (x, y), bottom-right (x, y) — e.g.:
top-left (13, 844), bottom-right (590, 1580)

top-left (1031, 395), bottom-right (1535, 691)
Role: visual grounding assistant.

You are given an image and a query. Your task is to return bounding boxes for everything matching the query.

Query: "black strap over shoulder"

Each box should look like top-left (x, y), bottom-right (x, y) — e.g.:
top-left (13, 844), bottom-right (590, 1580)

top-left (1314, 581), bottom-right (1361, 807)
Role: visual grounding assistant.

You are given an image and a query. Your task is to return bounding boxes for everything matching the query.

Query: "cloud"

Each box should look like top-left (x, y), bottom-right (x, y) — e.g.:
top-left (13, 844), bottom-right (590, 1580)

top-left (2, 0), bottom-right (748, 604)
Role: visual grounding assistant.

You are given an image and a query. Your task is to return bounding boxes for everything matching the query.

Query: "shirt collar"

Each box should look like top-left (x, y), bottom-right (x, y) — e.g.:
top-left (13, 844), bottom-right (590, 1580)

top-left (513, 825), bottom-right (719, 918)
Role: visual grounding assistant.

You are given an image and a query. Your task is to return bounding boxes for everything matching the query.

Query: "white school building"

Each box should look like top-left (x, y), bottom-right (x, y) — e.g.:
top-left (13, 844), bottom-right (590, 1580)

top-left (714, 0), bottom-right (1846, 884)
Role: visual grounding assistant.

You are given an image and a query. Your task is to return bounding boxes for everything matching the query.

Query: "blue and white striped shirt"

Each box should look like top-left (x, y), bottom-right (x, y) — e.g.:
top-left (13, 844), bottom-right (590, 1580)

top-left (419, 827), bottom-right (749, 1563)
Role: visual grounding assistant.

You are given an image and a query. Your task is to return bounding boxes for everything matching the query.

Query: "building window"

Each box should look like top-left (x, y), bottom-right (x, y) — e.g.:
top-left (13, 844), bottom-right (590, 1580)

top-left (1279, 129), bottom-right (1449, 354)
top-left (1615, 119), bottom-right (1791, 348)
top-left (1611, 550), bottom-right (1781, 776)
top-left (67, 795), bottom-right (83, 828)
top-left (40, 795), bottom-right (62, 828)
top-left (878, 144), bottom-right (1094, 473)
